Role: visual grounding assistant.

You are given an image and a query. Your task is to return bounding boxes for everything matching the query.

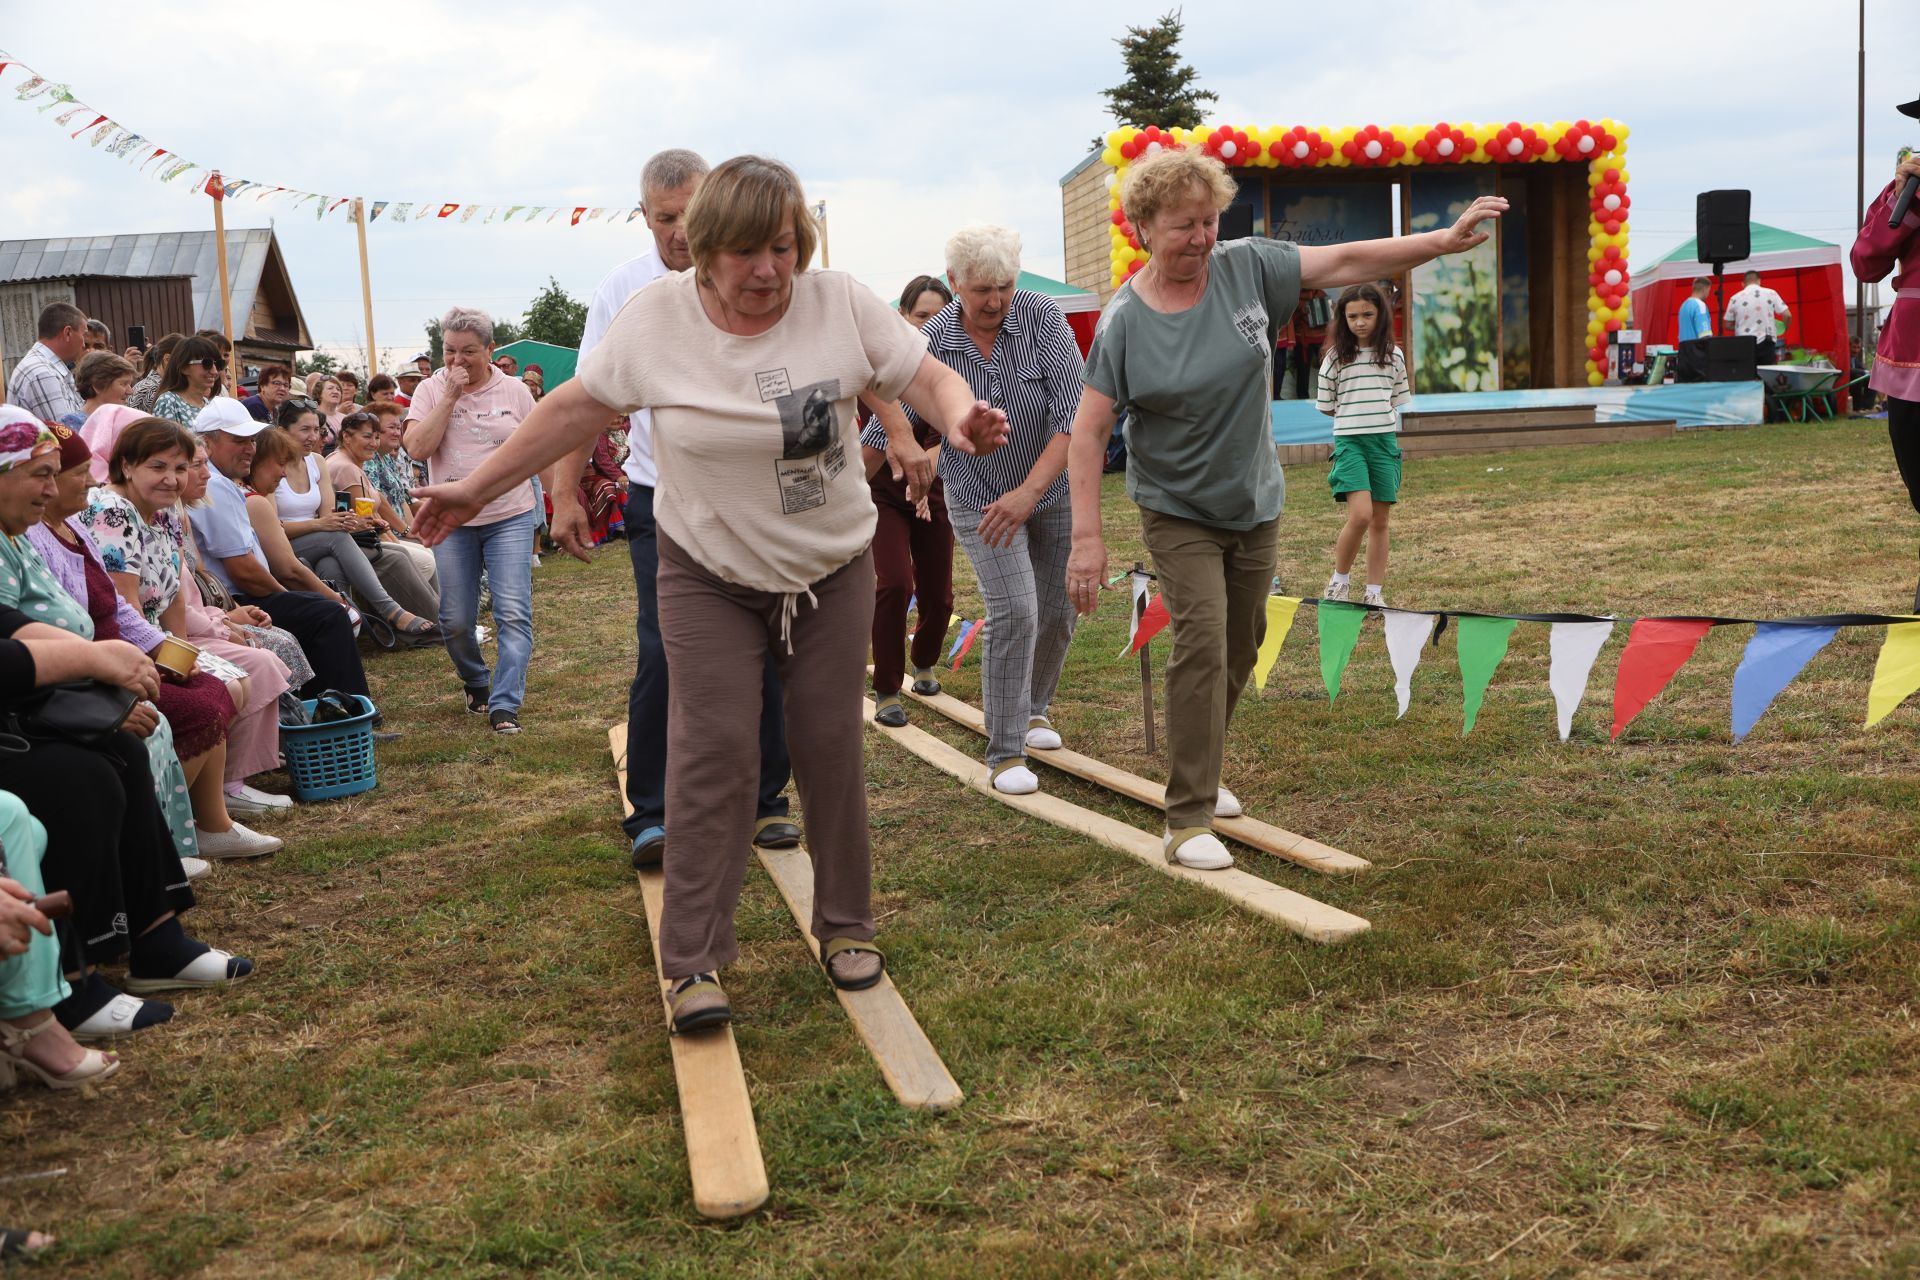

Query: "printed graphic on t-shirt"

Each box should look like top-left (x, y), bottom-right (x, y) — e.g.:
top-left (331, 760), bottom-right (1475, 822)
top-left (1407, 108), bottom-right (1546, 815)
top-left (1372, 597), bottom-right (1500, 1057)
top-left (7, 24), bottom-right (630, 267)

top-left (1232, 301), bottom-right (1270, 350)
top-left (756, 368), bottom-right (793, 402)
top-left (770, 377), bottom-right (846, 514)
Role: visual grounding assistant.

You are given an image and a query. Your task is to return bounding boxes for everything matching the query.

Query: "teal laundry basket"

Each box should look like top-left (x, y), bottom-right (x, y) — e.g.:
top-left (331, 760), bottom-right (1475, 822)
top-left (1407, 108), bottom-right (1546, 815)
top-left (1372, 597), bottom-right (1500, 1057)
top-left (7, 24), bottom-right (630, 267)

top-left (279, 695), bottom-right (378, 801)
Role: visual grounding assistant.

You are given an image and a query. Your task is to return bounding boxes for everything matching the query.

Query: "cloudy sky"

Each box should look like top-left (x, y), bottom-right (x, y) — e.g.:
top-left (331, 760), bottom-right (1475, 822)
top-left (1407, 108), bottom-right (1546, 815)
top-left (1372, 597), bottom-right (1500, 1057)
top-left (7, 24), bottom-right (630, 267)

top-left (3, 1), bottom-right (1913, 369)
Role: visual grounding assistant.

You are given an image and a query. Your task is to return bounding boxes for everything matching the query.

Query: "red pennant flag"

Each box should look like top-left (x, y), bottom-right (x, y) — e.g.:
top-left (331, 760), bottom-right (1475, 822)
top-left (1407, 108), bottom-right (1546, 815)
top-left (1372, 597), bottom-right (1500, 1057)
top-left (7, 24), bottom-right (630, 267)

top-left (203, 172), bottom-right (225, 200)
top-left (1611, 618), bottom-right (1715, 739)
top-left (570, 207), bottom-right (587, 226)
top-left (70, 113), bottom-right (106, 140)
top-left (1127, 594), bottom-right (1171, 656)
top-left (437, 203), bottom-right (459, 219)
top-left (951, 619), bottom-right (983, 670)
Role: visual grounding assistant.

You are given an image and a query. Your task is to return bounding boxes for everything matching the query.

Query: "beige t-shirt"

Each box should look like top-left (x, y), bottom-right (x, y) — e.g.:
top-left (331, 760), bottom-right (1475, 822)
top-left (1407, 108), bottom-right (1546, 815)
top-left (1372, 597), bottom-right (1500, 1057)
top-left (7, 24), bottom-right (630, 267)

top-left (576, 270), bottom-right (926, 592)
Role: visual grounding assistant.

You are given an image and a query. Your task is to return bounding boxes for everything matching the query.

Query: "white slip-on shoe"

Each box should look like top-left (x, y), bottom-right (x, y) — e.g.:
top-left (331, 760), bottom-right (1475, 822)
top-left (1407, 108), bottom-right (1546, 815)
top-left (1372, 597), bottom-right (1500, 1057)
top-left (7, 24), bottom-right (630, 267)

top-left (990, 760), bottom-right (1040, 795)
top-left (181, 856), bottom-right (212, 882)
top-left (67, 992), bottom-right (171, 1042)
top-left (1215, 788), bottom-right (1243, 819)
top-left (1164, 828), bottom-right (1234, 870)
top-left (1024, 717), bottom-right (1063, 751)
top-left (225, 784), bottom-right (292, 815)
top-left (196, 823), bottom-right (282, 860)
top-left (124, 948), bottom-right (255, 994)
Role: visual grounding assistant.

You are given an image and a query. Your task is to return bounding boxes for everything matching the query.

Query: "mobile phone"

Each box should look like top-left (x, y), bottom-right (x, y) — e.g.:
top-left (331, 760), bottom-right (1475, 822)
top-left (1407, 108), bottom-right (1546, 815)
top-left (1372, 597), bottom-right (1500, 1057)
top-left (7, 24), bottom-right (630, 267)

top-left (128, 324), bottom-right (147, 350)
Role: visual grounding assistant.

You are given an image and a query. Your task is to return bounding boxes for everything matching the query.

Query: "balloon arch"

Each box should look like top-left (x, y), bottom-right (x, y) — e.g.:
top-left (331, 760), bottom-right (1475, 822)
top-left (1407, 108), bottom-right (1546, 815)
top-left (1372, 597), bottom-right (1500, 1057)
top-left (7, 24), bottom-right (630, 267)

top-left (1099, 120), bottom-right (1631, 388)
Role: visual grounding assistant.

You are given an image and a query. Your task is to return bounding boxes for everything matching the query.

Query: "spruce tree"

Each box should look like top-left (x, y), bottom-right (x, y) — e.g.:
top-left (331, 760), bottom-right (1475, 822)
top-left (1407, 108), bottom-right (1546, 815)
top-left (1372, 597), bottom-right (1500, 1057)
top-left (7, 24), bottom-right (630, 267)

top-left (1096, 9), bottom-right (1217, 147)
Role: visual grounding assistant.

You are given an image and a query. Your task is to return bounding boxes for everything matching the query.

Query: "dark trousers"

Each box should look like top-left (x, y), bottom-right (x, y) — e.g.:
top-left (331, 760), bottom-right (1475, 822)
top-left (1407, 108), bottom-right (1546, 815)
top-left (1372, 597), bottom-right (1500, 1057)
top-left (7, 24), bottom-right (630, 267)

top-left (869, 494), bottom-right (954, 697)
top-left (12, 732), bottom-right (193, 972)
top-left (621, 485), bottom-right (789, 839)
top-left (237, 589), bottom-right (368, 700)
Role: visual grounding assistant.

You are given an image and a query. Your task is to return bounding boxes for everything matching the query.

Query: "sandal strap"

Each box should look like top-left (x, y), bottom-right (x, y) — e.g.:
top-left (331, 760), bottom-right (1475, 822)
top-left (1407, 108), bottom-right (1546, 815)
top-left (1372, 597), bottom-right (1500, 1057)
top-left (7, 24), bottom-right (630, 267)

top-left (988, 758), bottom-right (1030, 782)
top-left (667, 973), bottom-right (722, 1013)
top-left (821, 936), bottom-right (883, 964)
top-left (1163, 826), bottom-right (1211, 865)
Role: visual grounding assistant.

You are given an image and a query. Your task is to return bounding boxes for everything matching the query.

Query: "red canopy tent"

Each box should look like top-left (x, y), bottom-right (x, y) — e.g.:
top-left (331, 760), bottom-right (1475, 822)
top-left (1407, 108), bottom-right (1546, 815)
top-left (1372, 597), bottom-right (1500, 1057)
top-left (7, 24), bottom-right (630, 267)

top-left (1629, 222), bottom-right (1849, 408)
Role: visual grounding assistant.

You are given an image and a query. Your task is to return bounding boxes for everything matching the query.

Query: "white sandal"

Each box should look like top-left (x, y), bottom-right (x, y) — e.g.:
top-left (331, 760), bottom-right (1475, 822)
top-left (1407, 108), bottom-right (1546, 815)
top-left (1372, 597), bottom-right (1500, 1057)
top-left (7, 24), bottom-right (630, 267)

top-left (67, 991), bottom-right (168, 1041)
top-left (2, 1017), bottom-right (121, 1090)
top-left (123, 948), bottom-right (255, 994)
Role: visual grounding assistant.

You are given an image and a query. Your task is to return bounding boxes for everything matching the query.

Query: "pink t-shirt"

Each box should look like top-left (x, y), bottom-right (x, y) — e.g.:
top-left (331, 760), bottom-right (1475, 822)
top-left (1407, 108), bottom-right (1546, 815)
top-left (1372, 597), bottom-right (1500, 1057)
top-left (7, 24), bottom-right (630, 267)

top-left (403, 366), bottom-right (537, 526)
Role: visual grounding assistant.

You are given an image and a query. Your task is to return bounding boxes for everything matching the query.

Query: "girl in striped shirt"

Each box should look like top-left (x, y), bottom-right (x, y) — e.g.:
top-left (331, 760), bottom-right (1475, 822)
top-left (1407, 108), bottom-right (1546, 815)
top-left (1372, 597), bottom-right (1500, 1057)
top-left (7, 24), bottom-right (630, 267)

top-left (1316, 283), bottom-right (1410, 607)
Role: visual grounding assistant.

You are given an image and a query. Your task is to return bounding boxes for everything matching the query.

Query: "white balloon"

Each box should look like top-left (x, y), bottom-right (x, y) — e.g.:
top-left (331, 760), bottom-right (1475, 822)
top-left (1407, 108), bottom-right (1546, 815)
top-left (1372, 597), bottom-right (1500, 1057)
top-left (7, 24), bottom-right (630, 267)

top-left (1437, 138), bottom-right (1455, 157)
top-left (1220, 141), bottom-right (1237, 159)
top-left (1578, 135), bottom-right (1596, 153)
top-left (1146, 142), bottom-right (1163, 154)
top-left (1507, 138), bottom-right (1524, 156)
top-left (1104, 173), bottom-right (1118, 189)
top-left (1293, 141), bottom-right (1310, 159)
top-left (1602, 194), bottom-right (1621, 211)
top-left (1604, 269), bottom-right (1622, 286)
top-left (1364, 139), bottom-right (1383, 160)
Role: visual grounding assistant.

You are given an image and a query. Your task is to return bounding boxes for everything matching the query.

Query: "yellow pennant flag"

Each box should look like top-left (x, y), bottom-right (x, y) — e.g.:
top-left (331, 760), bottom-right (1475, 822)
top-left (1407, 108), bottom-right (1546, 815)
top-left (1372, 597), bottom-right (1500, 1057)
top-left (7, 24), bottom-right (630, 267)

top-left (1253, 596), bottom-right (1302, 690)
top-left (1866, 620), bottom-right (1920, 727)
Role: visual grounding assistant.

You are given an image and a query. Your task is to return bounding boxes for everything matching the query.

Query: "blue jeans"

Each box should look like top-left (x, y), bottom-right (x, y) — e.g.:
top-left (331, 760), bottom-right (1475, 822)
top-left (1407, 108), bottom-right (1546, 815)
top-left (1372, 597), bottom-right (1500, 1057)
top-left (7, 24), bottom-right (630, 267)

top-left (623, 485), bottom-right (789, 837)
top-left (434, 506), bottom-right (538, 713)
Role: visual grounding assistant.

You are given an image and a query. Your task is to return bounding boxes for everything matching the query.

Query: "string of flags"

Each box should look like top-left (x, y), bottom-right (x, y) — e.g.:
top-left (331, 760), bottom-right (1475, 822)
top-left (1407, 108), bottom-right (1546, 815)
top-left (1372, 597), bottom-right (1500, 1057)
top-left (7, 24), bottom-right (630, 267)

top-left (0, 52), bottom-right (647, 228)
top-left (1258, 599), bottom-right (1920, 741)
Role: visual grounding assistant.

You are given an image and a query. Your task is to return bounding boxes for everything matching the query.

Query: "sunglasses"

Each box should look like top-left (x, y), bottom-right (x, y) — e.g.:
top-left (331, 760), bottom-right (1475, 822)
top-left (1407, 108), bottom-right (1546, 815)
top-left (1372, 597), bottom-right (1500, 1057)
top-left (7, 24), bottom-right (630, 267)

top-left (191, 357), bottom-right (228, 372)
top-left (341, 412), bottom-right (376, 429)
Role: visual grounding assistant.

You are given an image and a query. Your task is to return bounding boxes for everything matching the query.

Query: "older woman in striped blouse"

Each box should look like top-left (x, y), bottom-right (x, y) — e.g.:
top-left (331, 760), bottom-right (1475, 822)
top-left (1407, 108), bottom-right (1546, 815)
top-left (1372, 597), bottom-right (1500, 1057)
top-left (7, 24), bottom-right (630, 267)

top-left (921, 226), bottom-right (1084, 795)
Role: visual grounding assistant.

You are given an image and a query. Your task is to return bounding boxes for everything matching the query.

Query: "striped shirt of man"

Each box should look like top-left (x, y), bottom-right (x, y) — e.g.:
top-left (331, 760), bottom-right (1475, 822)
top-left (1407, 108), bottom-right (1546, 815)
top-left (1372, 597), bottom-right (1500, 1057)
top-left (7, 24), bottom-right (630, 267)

top-left (860, 289), bottom-right (1084, 512)
top-left (1315, 346), bottom-right (1410, 436)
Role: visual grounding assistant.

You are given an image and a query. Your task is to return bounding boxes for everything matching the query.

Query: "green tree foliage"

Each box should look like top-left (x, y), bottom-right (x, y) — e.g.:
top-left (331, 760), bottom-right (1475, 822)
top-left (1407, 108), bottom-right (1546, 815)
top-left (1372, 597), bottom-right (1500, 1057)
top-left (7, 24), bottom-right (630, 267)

top-left (520, 277), bottom-right (589, 348)
top-left (294, 351), bottom-right (339, 377)
top-left (1097, 9), bottom-right (1216, 146)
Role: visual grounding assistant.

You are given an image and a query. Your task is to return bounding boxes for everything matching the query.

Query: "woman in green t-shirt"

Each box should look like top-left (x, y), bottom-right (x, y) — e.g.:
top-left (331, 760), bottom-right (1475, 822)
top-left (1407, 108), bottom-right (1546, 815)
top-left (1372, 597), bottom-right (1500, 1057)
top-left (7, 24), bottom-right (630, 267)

top-left (1066, 147), bottom-right (1505, 870)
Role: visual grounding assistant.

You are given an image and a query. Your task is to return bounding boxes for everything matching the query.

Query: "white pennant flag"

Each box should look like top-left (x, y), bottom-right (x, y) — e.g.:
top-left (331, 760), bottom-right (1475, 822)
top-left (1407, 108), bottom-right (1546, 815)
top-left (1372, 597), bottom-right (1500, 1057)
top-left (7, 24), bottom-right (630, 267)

top-left (1118, 571), bottom-right (1150, 658)
top-left (1383, 611), bottom-right (1438, 719)
top-left (1548, 620), bottom-right (1615, 741)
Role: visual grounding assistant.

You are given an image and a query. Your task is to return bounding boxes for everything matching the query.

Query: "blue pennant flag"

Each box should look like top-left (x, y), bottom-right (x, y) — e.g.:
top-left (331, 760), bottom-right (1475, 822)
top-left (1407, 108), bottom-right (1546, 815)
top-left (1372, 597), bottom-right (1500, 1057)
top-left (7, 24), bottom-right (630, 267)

top-left (946, 620), bottom-right (975, 662)
top-left (1731, 621), bottom-right (1841, 742)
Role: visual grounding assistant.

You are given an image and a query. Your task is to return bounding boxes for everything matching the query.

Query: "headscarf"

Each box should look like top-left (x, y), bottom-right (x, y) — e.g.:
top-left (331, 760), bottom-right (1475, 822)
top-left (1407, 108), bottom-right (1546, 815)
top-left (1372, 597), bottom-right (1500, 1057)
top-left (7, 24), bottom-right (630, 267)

top-left (0, 406), bottom-right (56, 474)
top-left (47, 420), bottom-right (91, 474)
top-left (79, 404), bottom-right (150, 482)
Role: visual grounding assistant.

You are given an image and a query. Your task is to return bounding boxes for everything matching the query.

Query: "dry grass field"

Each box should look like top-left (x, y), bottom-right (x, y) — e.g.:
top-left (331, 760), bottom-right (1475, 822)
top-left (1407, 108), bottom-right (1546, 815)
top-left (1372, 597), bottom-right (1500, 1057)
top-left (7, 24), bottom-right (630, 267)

top-left (5, 418), bottom-right (1919, 1278)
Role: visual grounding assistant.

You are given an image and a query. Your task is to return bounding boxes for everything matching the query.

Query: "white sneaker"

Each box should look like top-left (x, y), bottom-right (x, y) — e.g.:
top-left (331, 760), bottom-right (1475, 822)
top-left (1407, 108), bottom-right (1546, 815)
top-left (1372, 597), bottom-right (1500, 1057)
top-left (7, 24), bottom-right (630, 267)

top-left (1164, 829), bottom-right (1234, 870)
top-left (1025, 718), bottom-right (1063, 751)
top-left (531, 554), bottom-right (543, 568)
top-left (1323, 576), bottom-right (1350, 602)
top-left (1363, 586), bottom-right (1386, 608)
top-left (181, 856), bottom-right (212, 882)
top-left (197, 822), bottom-right (282, 860)
top-left (224, 784), bottom-right (292, 816)
top-left (1215, 788), bottom-right (1243, 819)
top-left (991, 763), bottom-right (1039, 795)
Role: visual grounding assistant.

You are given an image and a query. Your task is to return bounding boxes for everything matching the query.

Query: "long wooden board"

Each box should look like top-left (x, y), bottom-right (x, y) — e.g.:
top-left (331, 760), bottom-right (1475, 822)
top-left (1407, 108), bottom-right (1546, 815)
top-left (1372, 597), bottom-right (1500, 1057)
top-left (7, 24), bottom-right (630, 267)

top-left (894, 683), bottom-right (1368, 876)
top-left (609, 726), bottom-right (768, 1220)
top-left (863, 701), bottom-right (1370, 944)
top-left (755, 845), bottom-right (963, 1113)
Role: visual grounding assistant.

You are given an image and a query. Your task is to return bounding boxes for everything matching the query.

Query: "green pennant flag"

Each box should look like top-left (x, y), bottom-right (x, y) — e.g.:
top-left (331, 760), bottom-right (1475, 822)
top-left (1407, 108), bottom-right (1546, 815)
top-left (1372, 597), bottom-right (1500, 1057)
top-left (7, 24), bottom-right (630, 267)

top-left (1457, 616), bottom-right (1520, 734)
top-left (1318, 601), bottom-right (1366, 701)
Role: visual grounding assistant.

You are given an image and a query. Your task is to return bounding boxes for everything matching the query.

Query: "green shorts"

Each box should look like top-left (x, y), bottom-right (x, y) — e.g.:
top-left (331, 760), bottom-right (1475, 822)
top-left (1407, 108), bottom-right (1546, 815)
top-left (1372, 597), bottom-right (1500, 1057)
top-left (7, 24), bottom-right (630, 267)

top-left (1329, 433), bottom-right (1402, 504)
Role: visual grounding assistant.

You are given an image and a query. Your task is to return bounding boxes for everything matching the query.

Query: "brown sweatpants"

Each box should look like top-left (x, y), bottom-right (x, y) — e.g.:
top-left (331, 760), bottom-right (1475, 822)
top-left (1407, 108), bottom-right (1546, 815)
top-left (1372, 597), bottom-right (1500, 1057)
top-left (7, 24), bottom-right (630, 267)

top-left (655, 531), bottom-right (877, 977)
top-left (1139, 508), bottom-right (1280, 830)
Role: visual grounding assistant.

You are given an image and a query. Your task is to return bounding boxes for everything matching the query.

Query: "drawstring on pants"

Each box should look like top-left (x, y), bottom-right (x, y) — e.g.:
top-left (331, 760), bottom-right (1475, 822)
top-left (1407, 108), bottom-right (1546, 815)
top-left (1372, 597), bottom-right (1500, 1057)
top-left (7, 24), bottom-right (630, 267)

top-left (777, 586), bottom-right (819, 655)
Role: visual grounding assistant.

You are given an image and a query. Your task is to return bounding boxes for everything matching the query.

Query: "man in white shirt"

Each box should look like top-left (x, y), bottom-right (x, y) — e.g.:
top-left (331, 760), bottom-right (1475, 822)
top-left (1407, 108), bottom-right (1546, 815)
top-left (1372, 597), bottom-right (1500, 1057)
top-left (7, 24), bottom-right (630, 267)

top-left (1723, 269), bottom-right (1791, 364)
top-left (564, 148), bottom-right (800, 868)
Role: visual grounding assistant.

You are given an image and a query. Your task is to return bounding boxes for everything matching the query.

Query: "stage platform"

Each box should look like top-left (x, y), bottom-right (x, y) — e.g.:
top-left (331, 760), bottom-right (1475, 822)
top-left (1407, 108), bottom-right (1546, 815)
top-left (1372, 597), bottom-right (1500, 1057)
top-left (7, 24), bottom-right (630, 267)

top-left (1270, 381), bottom-right (1766, 449)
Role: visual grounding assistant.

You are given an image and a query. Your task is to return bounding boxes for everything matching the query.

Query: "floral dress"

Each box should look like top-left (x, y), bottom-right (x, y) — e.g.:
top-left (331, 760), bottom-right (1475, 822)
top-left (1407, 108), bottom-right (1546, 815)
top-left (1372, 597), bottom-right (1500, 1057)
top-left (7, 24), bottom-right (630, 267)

top-left (151, 391), bottom-right (204, 429)
top-left (0, 530), bottom-right (201, 861)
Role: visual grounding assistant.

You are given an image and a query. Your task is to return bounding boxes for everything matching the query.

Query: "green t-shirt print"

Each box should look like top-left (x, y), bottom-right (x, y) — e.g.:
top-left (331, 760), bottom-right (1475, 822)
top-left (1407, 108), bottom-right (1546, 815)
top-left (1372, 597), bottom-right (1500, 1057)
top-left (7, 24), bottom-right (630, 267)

top-left (1085, 237), bottom-right (1300, 531)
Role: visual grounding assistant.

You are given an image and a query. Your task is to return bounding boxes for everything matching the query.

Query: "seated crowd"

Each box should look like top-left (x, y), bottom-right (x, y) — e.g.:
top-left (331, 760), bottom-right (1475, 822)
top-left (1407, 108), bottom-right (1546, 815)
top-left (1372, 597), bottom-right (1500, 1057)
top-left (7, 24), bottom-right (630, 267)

top-left (1, 303), bottom-right (620, 1128)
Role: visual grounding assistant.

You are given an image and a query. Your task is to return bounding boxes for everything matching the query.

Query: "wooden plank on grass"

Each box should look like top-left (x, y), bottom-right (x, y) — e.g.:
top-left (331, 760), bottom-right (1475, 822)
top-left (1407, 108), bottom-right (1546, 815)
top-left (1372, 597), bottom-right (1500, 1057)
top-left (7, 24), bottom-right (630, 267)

top-left (608, 726), bottom-right (768, 1220)
top-left (863, 702), bottom-right (1370, 944)
top-left (755, 845), bottom-right (964, 1114)
top-left (898, 684), bottom-right (1368, 876)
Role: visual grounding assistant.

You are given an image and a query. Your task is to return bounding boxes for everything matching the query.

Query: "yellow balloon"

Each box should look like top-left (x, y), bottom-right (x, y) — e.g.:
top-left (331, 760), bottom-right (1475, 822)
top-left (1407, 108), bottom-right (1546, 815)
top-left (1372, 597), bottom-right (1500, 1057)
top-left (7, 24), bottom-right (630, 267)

top-left (1588, 372), bottom-right (1605, 387)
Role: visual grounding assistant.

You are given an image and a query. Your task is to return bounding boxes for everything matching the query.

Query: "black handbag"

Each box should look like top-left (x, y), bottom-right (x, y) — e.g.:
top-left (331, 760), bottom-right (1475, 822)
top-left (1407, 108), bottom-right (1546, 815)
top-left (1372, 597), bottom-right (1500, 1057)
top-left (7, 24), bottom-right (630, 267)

top-left (6, 680), bottom-right (139, 745)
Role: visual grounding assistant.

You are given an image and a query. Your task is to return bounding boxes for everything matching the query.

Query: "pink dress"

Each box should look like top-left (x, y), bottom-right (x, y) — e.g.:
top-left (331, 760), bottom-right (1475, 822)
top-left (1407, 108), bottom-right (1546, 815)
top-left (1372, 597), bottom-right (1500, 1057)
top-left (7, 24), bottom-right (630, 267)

top-left (1851, 177), bottom-right (1920, 404)
top-left (179, 567), bottom-right (293, 783)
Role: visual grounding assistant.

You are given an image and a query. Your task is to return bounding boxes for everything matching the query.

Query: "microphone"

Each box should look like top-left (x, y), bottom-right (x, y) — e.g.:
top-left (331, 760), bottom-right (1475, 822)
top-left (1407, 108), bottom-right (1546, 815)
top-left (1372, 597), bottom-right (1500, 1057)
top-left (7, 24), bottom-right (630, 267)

top-left (1892, 146), bottom-right (1917, 229)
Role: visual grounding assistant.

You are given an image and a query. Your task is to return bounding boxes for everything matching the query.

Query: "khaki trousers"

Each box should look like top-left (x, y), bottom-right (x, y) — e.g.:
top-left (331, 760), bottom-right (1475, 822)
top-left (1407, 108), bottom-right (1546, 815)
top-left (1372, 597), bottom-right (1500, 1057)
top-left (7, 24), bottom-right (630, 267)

top-left (1137, 508), bottom-right (1280, 829)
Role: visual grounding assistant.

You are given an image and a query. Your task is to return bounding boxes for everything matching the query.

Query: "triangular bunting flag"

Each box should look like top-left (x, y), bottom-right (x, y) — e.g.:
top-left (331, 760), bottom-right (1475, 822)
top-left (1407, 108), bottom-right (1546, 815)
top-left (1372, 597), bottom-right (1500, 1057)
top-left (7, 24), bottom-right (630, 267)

top-left (327, 197), bottom-right (351, 216)
top-left (527, 207), bottom-right (545, 221)
top-left (1731, 622), bottom-right (1840, 741)
top-left (570, 207), bottom-right (587, 226)
top-left (437, 203), bottom-right (459, 218)
top-left (950, 619), bottom-right (983, 670)
top-left (389, 202), bottom-right (412, 221)
top-left (1548, 620), bottom-right (1614, 741)
top-left (370, 201), bottom-right (388, 221)
top-left (414, 203), bottom-right (434, 220)
top-left (946, 620), bottom-right (974, 663)
top-left (87, 120), bottom-right (114, 146)
top-left (505, 205), bottom-right (524, 221)
top-left (586, 208), bottom-right (605, 223)
top-left (1611, 618), bottom-right (1715, 740)
top-left (1253, 596), bottom-right (1302, 690)
top-left (1383, 611), bottom-right (1438, 719)
top-left (1318, 601), bottom-right (1366, 701)
top-left (627, 208), bottom-right (646, 223)
top-left (203, 172), bottom-right (225, 200)
top-left (1457, 616), bottom-right (1519, 734)
top-left (460, 206), bottom-right (479, 222)
top-left (68, 112), bottom-right (105, 139)
top-left (1119, 572), bottom-right (1150, 657)
top-left (1127, 595), bottom-right (1170, 657)
top-left (1866, 620), bottom-right (1920, 727)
